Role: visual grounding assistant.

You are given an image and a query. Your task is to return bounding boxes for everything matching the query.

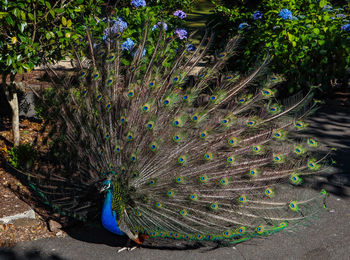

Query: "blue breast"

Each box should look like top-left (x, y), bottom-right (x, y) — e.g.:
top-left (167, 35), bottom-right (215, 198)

top-left (101, 190), bottom-right (125, 236)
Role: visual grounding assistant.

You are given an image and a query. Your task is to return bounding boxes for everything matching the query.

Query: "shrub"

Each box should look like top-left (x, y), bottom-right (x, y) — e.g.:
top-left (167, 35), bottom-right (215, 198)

top-left (212, 0), bottom-right (350, 93)
top-left (7, 143), bottom-right (37, 170)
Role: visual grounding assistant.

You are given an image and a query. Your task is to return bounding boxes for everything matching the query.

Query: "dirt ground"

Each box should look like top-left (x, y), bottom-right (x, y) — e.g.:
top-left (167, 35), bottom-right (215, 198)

top-left (0, 117), bottom-right (61, 247)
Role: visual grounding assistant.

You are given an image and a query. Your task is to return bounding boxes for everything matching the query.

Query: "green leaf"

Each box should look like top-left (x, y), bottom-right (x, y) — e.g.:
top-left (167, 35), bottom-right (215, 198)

top-left (62, 16), bottom-right (67, 26)
top-left (6, 15), bottom-right (14, 26)
top-left (67, 19), bottom-right (72, 27)
top-left (49, 10), bottom-right (55, 18)
top-left (28, 13), bottom-right (34, 20)
top-left (21, 11), bottom-right (26, 20)
top-left (313, 28), bottom-right (320, 35)
top-left (319, 0), bottom-right (327, 8)
top-left (45, 1), bottom-right (51, 9)
top-left (318, 40), bottom-right (325, 46)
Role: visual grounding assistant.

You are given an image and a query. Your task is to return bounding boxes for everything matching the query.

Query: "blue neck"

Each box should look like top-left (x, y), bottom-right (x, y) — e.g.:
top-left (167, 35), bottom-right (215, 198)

top-left (101, 189), bottom-right (125, 236)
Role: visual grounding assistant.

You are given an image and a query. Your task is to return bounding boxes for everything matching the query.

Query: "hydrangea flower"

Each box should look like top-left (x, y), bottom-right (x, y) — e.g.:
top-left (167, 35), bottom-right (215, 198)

top-left (238, 23), bottom-right (249, 30)
top-left (131, 0), bottom-right (146, 8)
top-left (278, 9), bottom-right (293, 20)
top-left (121, 38), bottom-right (135, 51)
top-left (175, 28), bottom-right (188, 39)
top-left (291, 16), bottom-right (298, 21)
top-left (173, 10), bottom-right (187, 19)
top-left (341, 24), bottom-right (350, 31)
top-left (322, 5), bottom-right (333, 11)
top-left (252, 11), bottom-right (263, 20)
top-left (102, 17), bottom-right (128, 41)
top-left (336, 14), bottom-right (346, 18)
top-left (298, 15), bottom-right (306, 19)
top-left (187, 44), bottom-right (196, 51)
top-left (152, 22), bottom-right (168, 31)
top-left (132, 48), bottom-right (146, 57)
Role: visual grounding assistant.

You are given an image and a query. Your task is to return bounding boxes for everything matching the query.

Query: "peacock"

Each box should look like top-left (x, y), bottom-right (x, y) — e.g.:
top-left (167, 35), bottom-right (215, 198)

top-left (11, 17), bottom-right (332, 248)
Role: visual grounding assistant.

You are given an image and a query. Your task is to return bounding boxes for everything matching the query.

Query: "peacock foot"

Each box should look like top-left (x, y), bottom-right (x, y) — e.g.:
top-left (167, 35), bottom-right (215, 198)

top-left (117, 234), bottom-right (149, 253)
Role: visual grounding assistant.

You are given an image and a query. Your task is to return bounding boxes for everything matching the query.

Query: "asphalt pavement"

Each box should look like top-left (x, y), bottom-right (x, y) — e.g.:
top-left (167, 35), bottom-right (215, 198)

top-left (1, 104), bottom-right (350, 260)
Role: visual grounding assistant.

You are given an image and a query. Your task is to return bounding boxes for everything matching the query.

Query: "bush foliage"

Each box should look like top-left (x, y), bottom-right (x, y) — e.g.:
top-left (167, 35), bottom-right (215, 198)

top-left (212, 0), bottom-right (350, 93)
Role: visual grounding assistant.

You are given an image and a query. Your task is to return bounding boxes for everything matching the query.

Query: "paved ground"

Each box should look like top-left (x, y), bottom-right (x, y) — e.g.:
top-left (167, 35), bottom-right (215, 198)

top-left (1, 104), bottom-right (350, 260)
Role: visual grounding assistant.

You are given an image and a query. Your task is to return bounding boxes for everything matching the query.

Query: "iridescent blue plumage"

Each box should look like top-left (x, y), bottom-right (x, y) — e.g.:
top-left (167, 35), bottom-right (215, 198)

top-left (101, 183), bottom-right (125, 236)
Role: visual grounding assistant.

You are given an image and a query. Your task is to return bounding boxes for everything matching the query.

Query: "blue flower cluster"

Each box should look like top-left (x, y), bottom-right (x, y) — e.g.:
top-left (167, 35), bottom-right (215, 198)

top-left (121, 38), bottom-right (135, 51)
top-left (278, 9), bottom-right (293, 20)
top-left (173, 10), bottom-right (187, 19)
top-left (341, 24), bottom-right (350, 31)
top-left (238, 23), bottom-right (249, 30)
top-left (132, 48), bottom-right (146, 57)
top-left (152, 22), bottom-right (168, 31)
top-left (175, 28), bottom-right (188, 39)
top-left (187, 44), bottom-right (196, 51)
top-left (131, 0), bottom-right (146, 8)
top-left (252, 11), bottom-right (263, 20)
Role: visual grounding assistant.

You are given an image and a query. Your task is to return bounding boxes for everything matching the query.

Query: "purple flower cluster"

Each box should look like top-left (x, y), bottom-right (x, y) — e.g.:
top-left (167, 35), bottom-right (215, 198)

top-left (278, 9), bottom-right (293, 20)
top-left (173, 10), bottom-right (187, 19)
top-left (252, 11), bottom-right (263, 20)
top-left (341, 24), bottom-right (350, 31)
top-left (152, 22), bottom-right (168, 31)
top-left (336, 14), bottom-right (346, 18)
top-left (238, 23), bottom-right (249, 30)
top-left (322, 5), bottom-right (333, 11)
top-left (102, 17), bottom-right (128, 41)
top-left (131, 0), bottom-right (146, 8)
top-left (175, 28), bottom-right (188, 39)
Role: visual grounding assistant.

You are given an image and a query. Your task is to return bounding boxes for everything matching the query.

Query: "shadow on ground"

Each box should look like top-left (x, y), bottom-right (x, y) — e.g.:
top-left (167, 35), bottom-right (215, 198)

top-left (306, 104), bottom-right (350, 197)
top-left (63, 224), bottom-right (205, 251)
top-left (0, 248), bottom-right (64, 260)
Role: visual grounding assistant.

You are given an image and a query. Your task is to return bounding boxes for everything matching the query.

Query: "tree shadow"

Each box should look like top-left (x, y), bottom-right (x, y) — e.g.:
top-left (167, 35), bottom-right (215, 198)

top-left (305, 104), bottom-right (350, 197)
top-left (0, 248), bottom-right (65, 260)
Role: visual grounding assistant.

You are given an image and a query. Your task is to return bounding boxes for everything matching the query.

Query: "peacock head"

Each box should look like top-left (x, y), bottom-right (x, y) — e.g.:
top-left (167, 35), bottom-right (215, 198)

top-left (100, 179), bottom-right (112, 193)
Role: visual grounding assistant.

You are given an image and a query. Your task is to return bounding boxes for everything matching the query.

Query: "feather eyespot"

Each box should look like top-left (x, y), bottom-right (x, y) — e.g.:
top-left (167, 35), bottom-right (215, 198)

top-left (223, 231), bottom-right (232, 238)
top-left (265, 188), bottom-right (274, 197)
top-left (179, 209), bottom-right (188, 216)
top-left (204, 152), bottom-right (213, 161)
top-left (218, 52), bottom-right (227, 58)
top-left (237, 227), bottom-right (246, 234)
top-left (126, 131), bottom-right (134, 141)
top-left (289, 201), bottom-right (299, 211)
top-left (200, 131), bottom-right (208, 139)
top-left (219, 177), bottom-right (229, 186)
top-left (210, 202), bottom-right (219, 210)
top-left (175, 176), bottom-right (184, 183)
top-left (167, 190), bottom-right (175, 197)
top-left (128, 90), bottom-right (135, 97)
top-left (163, 99), bottom-right (170, 106)
top-left (200, 174), bottom-right (208, 183)
top-left (173, 134), bottom-right (181, 142)
top-left (227, 156), bottom-right (235, 163)
top-left (256, 225), bottom-right (264, 234)
top-left (149, 179), bottom-right (156, 186)
top-left (238, 195), bottom-right (247, 203)
top-left (189, 194), bottom-right (198, 201)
